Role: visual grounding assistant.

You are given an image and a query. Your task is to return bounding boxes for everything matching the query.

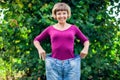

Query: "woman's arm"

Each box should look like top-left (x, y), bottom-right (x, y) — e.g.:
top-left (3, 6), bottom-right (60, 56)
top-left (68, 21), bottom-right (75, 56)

top-left (33, 27), bottom-right (50, 60)
top-left (80, 40), bottom-right (90, 58)
top-left (33, 40), bottom-right (46, 60)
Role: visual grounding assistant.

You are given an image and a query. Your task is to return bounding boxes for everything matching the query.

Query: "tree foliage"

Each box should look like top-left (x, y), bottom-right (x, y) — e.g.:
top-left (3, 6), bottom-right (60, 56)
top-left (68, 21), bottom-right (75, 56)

top-left (0, 0), bottom-right (120, 80)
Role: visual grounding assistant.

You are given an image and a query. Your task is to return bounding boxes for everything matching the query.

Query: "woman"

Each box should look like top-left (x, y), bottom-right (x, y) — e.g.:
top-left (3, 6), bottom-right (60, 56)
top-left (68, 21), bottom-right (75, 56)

top-left (33, 2), bottom-right (89, 80)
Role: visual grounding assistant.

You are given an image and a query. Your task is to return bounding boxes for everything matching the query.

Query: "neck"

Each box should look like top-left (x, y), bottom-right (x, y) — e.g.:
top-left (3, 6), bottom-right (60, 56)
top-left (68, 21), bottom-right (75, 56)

top-left (58, 22), bottom-right (67, 27)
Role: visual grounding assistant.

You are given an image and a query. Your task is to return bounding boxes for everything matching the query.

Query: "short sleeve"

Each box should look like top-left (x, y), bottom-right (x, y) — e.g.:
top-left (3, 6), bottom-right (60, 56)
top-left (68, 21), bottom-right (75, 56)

top-left (74, 25), bottom-right (88, 43)
top-left (34, 27), bottom-right (50, 42)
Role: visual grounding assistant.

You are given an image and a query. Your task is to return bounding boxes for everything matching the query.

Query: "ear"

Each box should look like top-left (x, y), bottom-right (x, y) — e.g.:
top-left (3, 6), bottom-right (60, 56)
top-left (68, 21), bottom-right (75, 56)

top-left (67, 15), bottom-right (69, 18)
top-left (66, 12), bottom-right (70, 19)
top-left (54, 15), bottom-right (57, 20)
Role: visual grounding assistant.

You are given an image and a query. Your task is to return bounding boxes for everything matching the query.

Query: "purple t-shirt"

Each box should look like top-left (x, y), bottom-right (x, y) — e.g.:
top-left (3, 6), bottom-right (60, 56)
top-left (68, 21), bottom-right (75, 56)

top-left (34, 25), bottom-right (88, 60)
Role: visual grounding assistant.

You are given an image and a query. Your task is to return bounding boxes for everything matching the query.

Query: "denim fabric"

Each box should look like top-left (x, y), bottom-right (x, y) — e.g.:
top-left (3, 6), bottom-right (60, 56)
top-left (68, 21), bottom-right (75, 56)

top-left (45, 54), bottom-right (81, 80)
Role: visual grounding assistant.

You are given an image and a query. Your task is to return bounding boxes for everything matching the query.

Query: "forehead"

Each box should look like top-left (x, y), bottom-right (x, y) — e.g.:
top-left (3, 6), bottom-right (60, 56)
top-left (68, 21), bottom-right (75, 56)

top-left (56, 11), bottom-right (67, 13)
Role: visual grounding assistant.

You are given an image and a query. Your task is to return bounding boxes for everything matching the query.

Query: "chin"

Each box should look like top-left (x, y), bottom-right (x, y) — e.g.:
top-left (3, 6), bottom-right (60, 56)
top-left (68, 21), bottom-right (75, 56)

top-left (59, 21), bottom-right (66, 24)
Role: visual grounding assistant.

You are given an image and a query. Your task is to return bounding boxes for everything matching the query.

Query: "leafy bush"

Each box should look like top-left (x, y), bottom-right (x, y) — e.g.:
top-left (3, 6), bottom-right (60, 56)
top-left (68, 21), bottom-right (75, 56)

top-left (0, 0), bottom-right (120, 80)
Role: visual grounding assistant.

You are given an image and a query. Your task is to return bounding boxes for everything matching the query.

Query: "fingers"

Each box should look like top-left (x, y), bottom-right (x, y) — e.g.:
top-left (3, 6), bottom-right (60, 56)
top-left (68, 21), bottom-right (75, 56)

top-left (39, 53), bottom-right (42, 59)
top-left (80, 52), bottom-right (88, 59)
top-left (39, 51), bottom-right (46, 60)
top-left (41, 52), bottom-right (46, 60)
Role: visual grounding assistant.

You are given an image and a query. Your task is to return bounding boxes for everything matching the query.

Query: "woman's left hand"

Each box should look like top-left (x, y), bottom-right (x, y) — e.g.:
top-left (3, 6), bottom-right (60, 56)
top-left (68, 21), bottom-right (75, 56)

top-left (80, 41), bottom-right (89, 58)
top-left (80, 49), bottom-right (88, 59)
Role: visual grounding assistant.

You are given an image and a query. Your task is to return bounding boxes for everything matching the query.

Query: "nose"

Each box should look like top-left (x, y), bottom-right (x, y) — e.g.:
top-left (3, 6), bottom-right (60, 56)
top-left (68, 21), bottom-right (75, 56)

top-left (60, 13), bottom-right (64, 17)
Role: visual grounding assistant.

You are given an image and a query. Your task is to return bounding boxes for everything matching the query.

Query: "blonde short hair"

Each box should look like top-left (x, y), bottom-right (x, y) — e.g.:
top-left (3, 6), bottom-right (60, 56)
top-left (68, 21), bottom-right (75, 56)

top-left (52, 2), bottom-right (71, 19)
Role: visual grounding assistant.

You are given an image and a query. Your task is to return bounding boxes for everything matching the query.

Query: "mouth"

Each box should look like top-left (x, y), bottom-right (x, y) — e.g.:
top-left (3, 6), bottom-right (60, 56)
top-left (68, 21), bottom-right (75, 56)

top-left (59, 18), bottom-right (65, 20)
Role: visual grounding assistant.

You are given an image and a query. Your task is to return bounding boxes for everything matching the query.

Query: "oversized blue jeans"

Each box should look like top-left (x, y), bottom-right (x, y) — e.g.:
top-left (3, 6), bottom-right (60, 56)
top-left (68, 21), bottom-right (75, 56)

top-left (45, 54), bottom-right (81, 80)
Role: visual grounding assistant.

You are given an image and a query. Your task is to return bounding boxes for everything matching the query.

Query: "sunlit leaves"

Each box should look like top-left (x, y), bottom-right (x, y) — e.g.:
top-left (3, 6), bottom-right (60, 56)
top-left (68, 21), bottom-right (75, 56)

top-left (0, 0), bottom-right (120, 79)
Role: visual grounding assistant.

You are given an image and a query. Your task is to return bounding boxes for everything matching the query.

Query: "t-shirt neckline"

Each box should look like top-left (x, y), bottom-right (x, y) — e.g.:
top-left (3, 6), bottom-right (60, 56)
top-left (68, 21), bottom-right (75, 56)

top-left (51, 25), bottom-right (73, 31)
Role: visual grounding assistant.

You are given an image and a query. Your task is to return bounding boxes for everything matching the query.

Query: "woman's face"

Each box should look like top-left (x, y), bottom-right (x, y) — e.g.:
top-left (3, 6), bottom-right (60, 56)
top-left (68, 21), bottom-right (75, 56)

top-left (56, 11), bottom-right (68, 24)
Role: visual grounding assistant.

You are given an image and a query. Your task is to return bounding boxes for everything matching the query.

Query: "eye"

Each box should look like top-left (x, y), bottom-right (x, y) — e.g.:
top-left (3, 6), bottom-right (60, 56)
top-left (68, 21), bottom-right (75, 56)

top-left (63, 12), bottom-right (67, 15)
top-left (56, 12), bottom-right (61, 15)
top-left (58, 13), bottom-right (61, 15)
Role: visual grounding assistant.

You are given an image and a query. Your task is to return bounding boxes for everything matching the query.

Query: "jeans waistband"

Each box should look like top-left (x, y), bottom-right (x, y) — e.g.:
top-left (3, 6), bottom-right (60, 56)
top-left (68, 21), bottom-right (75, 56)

top-left (46, 54), bottom-right (80, 64)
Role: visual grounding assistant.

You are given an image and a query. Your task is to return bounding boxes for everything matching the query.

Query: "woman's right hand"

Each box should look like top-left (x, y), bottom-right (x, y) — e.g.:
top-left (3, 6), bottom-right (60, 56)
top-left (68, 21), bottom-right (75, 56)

top-left (38, 49), bottom-right (46, 60)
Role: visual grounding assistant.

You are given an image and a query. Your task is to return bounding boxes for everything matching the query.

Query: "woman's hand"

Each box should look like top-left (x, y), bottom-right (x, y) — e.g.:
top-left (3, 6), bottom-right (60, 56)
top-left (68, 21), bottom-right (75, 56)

top-left (80, 41), bottom-right (89, 59)
top-left (33, 41), bottom-right (46, 60)
top-left (38, 49), bottom-right (46, 60)
top-left (80, 49), bottom-right (88, 59)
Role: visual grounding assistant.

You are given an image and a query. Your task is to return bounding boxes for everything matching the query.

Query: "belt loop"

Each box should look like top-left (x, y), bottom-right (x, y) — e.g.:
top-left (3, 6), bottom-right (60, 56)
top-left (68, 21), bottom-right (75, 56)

top-left (62, 60), bottom-right (64, 63)
top-left (54, 58), bottom-right (57, 64)
top-left (68, 59), bottom-right (70, 64)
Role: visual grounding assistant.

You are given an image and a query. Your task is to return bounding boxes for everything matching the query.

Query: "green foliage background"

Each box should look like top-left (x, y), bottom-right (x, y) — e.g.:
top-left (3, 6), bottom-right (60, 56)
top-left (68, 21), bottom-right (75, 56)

top-left (0, 0), bottom-right (120, 80)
